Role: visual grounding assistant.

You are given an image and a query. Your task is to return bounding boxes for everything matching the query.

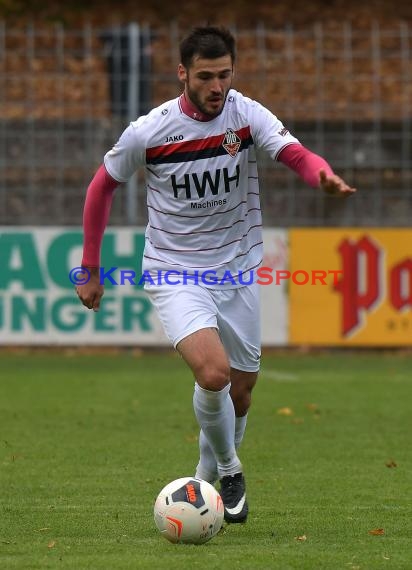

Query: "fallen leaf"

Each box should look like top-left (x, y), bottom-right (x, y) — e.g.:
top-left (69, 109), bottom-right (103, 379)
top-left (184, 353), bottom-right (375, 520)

top-left (292, 418), bottom-right (304, 424)
top-left (277, 407), bottom-right (293, 416)
top-left (36, 527), bottom-right (51, 532)
top-left (295, 534), bottom-right (307, 541)
top-left (47, 540), bottom-right (56, 548)
top-left (306, 403), bottom-right (319, 411)
top-left (368, 528), bottom-right (384, 536)
top-left (184, 434), bottom-right (198, 443)
top-left (385, 460), bottom-right (397, 468)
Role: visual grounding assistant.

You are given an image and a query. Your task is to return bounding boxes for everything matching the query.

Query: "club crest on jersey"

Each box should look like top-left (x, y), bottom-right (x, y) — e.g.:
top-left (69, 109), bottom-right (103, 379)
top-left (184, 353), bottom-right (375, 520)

top-left (222, 128), bottom-right (241, 157)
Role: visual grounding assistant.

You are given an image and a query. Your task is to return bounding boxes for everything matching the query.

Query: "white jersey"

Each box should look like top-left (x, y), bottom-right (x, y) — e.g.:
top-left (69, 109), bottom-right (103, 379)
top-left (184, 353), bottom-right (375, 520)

top-left (104, 89), bottom-right (299, 287)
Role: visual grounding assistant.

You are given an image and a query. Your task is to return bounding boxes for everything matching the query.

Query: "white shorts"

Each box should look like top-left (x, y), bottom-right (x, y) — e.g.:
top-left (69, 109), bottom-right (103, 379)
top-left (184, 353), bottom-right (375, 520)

top-left (145, 282), bottom-right (261, 372)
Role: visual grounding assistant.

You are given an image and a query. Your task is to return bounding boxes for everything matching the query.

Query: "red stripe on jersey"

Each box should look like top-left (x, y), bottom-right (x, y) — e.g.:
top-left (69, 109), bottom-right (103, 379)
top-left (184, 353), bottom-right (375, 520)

top-left (146, 126), bottom-right (251, 161)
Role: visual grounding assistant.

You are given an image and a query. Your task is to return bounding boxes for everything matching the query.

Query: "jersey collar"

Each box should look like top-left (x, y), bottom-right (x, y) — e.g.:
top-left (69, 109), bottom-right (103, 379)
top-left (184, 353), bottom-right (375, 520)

top-left (178, 92), bottom-right (216, 122)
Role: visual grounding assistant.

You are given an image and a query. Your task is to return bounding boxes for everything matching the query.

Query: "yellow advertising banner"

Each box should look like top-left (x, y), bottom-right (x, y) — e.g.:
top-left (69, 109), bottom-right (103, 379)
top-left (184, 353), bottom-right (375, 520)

top-left (289, 229), bottom-right (412, 345)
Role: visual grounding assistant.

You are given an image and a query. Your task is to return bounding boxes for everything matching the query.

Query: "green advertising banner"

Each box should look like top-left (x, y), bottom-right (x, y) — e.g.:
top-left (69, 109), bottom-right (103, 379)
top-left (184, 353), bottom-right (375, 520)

top-left (0, 227), bottom-right (169, 345)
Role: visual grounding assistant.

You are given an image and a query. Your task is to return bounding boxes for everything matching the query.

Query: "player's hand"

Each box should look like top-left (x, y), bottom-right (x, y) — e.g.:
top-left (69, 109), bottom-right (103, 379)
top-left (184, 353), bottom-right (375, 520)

top-left (319, 169), bottom-right (357, 197)
top-left (75, 267), bottom-right (104, 312)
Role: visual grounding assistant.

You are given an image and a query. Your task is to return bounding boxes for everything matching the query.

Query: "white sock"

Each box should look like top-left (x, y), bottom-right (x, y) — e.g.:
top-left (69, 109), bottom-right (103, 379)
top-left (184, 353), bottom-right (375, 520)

top-left (195, 429), bottom-right (218, 483)
top-left (195, 413), bottom-right (248, 482)
top-left (235, 414), bottom-right (248, 449)
top-left (193, 382), bottom-right (241, 478)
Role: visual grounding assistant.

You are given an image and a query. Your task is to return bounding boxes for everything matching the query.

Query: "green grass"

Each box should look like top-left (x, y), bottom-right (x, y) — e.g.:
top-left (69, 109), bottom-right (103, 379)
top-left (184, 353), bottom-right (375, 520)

top-left (0, 350), bottom-right (411, 569)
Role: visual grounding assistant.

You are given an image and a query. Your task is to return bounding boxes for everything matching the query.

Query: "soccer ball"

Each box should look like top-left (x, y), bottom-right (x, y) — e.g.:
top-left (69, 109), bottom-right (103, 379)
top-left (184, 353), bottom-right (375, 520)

top-left (154, 477), bottom-right (224, 544)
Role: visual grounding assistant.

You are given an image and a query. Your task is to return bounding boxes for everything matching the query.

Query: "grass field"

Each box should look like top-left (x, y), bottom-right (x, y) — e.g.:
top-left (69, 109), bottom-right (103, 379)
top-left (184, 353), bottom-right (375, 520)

top-left (0, 350), bottom-right (411, 570)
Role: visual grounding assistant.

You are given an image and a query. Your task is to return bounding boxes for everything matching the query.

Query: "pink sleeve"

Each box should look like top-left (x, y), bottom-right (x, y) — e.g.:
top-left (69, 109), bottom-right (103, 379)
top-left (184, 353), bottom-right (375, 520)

top-left (277, 143), bottom-right (334, 188)
top-left (81, 164), bottom-right (120, 267)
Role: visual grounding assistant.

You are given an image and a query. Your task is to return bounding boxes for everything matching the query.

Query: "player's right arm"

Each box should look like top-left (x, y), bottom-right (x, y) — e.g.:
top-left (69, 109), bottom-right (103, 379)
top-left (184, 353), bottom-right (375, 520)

top-left (76, 164), bottom-right (120, 311)
top-left (76, 120), bottom-right (148, 311)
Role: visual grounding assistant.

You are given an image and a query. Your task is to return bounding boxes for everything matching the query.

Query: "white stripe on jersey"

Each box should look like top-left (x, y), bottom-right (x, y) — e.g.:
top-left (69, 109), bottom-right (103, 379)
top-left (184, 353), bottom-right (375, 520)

top-left (103, 89), bottom-right (299, 287)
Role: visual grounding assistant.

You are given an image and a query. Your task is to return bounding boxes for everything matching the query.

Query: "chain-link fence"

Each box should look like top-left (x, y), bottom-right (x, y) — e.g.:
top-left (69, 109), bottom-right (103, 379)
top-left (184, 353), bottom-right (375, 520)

top-left (0, 21), bottom-right (411, 227)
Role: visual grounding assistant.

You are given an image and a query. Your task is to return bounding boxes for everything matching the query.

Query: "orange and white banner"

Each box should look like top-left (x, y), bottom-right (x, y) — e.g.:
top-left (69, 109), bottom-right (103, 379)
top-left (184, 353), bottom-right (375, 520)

top-left (290, 229), bottom-right (412, 345)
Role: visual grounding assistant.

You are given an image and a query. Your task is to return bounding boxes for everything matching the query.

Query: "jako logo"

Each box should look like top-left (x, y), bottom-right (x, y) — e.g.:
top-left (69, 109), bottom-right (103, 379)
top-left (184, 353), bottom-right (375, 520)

top-left (334, 235), bottom-right (412, 337)
top-left (165, 135), bottom-right (183, 142)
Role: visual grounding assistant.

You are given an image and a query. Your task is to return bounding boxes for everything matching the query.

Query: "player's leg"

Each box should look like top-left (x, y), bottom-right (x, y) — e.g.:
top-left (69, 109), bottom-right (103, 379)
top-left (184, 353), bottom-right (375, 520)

top-left (178, 328), bottom-right (250, 523)
top-left (195, 368), bottom-right (258, 484)
top-left (213, 283), bottom-right (261, 522)
top-left (195, 368), bottom-right (258, 522)
top-left (145, 283), bottom-right (242, 483)
top-left (177, 328), bottom-right (242, 479)
top-left (230, 366), bottom-right (258, 444)
top-left (218, 281), bottom-right (261, 452)
top-left (230, 368), bottom-right (258, 416)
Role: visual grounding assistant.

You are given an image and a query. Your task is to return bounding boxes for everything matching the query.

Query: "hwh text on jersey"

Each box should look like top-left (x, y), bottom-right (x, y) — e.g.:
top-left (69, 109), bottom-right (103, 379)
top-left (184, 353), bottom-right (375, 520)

top-left (171, 165), bottom-right (240, 199)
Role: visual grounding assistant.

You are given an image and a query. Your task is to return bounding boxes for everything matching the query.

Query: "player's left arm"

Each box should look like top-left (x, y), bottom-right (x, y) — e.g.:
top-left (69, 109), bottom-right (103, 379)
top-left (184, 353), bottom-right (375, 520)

top-left (278, 143), bottom-right (357, 197)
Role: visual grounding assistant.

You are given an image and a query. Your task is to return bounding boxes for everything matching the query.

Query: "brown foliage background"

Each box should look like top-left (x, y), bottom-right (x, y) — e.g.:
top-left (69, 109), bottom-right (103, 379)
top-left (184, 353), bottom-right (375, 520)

top-left (1, 0), bottom-right (411, 29)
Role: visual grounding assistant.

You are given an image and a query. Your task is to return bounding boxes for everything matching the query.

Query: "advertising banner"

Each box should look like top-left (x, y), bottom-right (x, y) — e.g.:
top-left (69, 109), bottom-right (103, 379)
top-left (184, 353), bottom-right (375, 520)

top-left (0, 227), bottom-right (168, 345)
top-left (289, 229), bottom-right (412, 345)
top-left (0, 227), bottom-right (288, 346)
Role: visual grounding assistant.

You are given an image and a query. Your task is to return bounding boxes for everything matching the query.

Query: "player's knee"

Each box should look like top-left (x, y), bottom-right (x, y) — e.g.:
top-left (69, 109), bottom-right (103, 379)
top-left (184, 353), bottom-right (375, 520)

top-left (196, 363), bottom-right (230, 391)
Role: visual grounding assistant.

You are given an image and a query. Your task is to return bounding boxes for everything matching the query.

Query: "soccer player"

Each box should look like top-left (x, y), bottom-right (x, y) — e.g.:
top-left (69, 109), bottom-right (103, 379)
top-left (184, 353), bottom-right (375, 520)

top-left (76, 25), bottom-right (356, 523)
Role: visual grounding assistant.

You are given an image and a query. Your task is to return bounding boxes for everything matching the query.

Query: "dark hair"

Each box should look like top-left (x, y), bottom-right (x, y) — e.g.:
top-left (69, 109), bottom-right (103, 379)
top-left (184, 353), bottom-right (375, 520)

top-left (179, 26), bottom-right (236, 68)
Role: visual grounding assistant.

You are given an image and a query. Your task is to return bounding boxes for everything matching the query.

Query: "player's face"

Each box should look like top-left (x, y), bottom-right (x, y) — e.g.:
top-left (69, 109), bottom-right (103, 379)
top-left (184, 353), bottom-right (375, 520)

top-left (178, 55), bottom-right (234, 117)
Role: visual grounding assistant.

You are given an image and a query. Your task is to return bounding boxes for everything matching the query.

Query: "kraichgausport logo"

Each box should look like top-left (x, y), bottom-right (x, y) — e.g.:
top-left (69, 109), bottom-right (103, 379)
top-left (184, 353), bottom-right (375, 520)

top-left (68, 267), bottom-right (343, 287)
top-left (222, 128), bottom-right (241, 157)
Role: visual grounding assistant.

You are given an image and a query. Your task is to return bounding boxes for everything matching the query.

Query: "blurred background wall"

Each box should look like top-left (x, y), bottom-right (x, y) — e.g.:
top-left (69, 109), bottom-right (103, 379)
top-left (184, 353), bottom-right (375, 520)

top-left (1, 0), bottom-right (411, 228)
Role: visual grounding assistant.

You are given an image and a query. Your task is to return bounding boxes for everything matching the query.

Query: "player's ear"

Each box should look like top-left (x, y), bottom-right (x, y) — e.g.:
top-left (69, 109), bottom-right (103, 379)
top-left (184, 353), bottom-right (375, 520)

top-left (177, 64), bottom-right (187, 84)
